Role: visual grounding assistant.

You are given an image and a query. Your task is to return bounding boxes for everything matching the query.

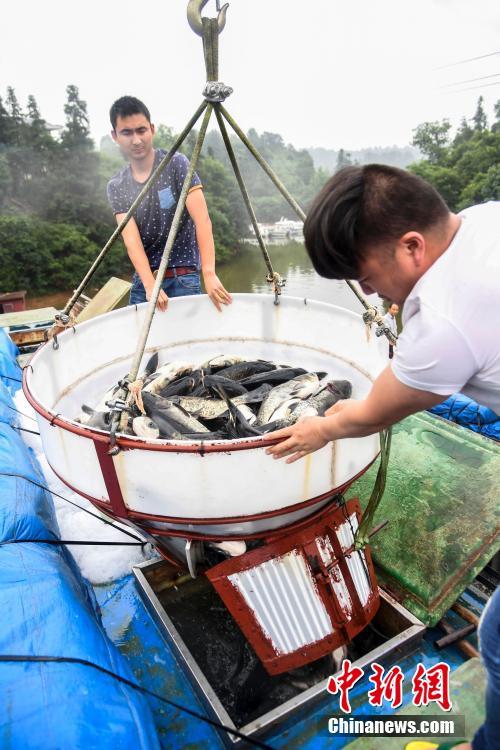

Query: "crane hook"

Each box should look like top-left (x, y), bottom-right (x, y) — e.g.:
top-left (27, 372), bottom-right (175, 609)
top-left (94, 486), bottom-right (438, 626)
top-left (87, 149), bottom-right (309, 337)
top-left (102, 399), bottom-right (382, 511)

top-left (187, 0), bottom-right (229, 37)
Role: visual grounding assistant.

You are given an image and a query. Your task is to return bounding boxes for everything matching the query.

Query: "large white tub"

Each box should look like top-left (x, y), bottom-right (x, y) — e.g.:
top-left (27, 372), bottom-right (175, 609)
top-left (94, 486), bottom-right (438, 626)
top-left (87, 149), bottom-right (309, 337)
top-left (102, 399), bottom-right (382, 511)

top-left (24, 293), bottom-right (387, 538)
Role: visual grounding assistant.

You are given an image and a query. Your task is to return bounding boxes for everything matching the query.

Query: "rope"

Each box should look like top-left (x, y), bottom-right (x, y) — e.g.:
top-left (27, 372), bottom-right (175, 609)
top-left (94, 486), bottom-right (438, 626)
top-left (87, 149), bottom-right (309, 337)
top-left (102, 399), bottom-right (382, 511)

top-left (0, 471), bottom-right (145, 544)
top-left (0, 373), bottom-right (22, 383)
top-left (214, 106), bottom-right (285, 302)
top-left (1, 539), bottom-right (145, 547)
top-left (0, 401), bottom-right (38, 422)
top-left (218, 105), bottom-right (397, 343)
top-left (0, 655), bottom-right (274, 749)
top-left (354, 427), bottom-right (392, 550)
top-left (114, 104), bottom-right (214, 439)
top-left (11, 425), bottom-right (41, 436)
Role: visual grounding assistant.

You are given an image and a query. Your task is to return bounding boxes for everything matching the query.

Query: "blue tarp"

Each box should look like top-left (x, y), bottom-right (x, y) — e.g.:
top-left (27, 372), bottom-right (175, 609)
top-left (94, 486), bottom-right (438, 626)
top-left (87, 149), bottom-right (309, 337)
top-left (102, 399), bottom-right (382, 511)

top-left (0, 327), bottom-right (21, 394)
top-left (429, 392), bottom-right (500, 441)
top-left (0, 335), bottom-right (160, 749)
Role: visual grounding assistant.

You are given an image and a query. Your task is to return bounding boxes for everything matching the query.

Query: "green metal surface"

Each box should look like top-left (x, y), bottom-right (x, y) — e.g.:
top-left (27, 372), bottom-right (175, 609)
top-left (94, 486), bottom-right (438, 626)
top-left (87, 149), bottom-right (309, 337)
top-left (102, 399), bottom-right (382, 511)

top-left (349, 412), bottom-right (500, 626)
top-left (345, 657), bottom-right (486, 748)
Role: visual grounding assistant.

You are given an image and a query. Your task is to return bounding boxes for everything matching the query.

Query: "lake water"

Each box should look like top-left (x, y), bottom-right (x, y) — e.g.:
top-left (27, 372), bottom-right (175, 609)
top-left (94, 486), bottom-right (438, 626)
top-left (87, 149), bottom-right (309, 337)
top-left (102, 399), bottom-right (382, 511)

top-left (26, 241), bottom-right (381, 318)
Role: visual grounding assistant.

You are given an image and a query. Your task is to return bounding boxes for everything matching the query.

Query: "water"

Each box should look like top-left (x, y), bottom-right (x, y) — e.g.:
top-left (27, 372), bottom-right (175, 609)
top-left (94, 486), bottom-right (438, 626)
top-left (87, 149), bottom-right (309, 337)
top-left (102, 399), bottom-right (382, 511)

top-left (25, 241), bottom-right (381, 317)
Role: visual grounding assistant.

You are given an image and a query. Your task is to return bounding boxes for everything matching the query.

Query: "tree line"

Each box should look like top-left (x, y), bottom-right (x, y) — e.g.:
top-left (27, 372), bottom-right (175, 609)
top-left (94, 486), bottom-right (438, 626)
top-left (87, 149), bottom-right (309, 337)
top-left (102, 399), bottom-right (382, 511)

top-left (0, 85), bottom-right (327, 295)
top-left (409, 96), bottom-right (500, 211)
top-left (0, 86), bottom-right (499, 296)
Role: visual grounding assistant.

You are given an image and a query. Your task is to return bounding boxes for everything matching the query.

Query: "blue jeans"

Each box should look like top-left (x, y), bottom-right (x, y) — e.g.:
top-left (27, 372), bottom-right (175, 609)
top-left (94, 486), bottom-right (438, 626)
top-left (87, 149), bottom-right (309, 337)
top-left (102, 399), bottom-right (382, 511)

top-left (129, 271), bottom-right (201, 305)
top-left (472, 585), bottom-right (500, 750)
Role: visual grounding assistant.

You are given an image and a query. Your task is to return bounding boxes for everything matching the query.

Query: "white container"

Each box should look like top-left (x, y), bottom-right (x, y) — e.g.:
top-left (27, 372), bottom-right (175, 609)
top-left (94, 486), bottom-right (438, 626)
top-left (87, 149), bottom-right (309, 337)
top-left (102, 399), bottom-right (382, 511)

top-left (24, 294), bottom-right (387, 537)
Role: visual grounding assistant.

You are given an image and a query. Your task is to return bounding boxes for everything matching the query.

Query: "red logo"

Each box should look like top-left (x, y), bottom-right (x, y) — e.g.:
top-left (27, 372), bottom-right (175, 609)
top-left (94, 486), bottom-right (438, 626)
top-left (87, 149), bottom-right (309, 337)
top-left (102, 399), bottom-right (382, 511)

top-left (326, 660), bottom-right (452, 714)
top-left (327, 659), bottom-right (365, 713)
top-left (412, 662), bottom-right (452, 712)
top-left (367, 663), bottom-right (404, 709)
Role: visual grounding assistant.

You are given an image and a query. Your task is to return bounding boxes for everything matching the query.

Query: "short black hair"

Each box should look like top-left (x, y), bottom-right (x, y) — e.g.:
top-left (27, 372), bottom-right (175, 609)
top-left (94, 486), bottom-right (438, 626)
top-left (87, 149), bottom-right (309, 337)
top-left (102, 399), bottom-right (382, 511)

top-left (304, 164), bottom-right (450, 280)
top-left (109, 96), bottom-right (151, 130)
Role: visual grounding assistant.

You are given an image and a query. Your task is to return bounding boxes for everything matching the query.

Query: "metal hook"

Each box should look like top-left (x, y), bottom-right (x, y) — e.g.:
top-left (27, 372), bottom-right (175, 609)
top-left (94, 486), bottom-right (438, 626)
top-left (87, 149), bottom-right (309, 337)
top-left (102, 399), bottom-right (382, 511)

top-left (187, 0), bottom-right (229, 36)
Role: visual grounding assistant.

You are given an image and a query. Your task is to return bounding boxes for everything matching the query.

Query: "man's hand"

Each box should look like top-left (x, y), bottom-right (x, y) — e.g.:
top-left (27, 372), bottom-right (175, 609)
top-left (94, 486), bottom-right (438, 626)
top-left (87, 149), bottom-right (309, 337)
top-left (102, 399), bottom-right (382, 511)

top-left (145, 282), bottom-right (169, 312)
top-left (203, 270), bottom-right (232, 312)
top-left (265, 416), bottom-right (330, 464)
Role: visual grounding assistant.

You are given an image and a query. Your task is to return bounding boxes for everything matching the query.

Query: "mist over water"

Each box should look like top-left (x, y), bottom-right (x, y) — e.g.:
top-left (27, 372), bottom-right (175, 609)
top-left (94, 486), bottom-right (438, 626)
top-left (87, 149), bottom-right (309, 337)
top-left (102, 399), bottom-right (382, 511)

top-left (26, 241), bottom-right (381, 316)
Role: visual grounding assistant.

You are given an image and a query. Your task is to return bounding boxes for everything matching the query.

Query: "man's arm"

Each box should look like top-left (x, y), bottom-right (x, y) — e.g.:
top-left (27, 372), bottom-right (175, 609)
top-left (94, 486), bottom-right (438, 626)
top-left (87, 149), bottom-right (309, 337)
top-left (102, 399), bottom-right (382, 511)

top-left (116, 214), bottom-right (168, 311)
top-left (266, 365), bottom-right (446, 463)
top-left (185, 188), bottom-right (232, 312)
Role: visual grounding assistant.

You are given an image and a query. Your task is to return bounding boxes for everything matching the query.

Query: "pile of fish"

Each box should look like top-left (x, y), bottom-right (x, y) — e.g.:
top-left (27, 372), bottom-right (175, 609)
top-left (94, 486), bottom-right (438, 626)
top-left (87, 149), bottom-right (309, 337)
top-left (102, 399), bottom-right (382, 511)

top-left (76, 354), bottom-right (352, 441)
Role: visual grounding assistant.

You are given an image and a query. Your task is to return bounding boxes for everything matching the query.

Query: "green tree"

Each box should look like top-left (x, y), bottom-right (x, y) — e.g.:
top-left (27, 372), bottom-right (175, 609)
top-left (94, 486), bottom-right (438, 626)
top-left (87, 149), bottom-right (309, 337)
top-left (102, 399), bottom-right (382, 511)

top-left (409, 98), bottom-right (500, 212)
top-left (335, 148), bottom-right (353, 171)
top-left (0, 155), bottom-right (11, 209)
top-left (61, 84), bottom-right (92, 150)
top-left (472, 95), bottom-right (487, 132)
top-left (411, 120), bottom-right (451, 163)
top-left (154, 124), bottom-right (176, 151)
top-left (453, 116), bottom-right (474, 146)
top-left (491, 99), bottom-right (500, 133)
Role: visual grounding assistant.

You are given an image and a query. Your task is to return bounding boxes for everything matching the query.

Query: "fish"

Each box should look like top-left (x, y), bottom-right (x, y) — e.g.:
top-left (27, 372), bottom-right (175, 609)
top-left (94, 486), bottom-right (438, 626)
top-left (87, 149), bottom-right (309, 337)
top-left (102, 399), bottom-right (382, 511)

top-left (132, 415), bottom-right (160, 439)
top-left (278, 379), bottom-right (354, 425)
top-left (268, 397), bottom-right (303, 422)
top-left (191, 374), bottom-right (248, 398)
top-left (141, 392), bottom-right (210, 436)
top-left (160, 373), bottom-right (201, 398)
top-left (214, 386), bottom-right (264, 438)
top-left (235, 403), bottom-right (257, 425)
top-left (200, 355), bottom-right (248, 370)
top-left (143, 362), bottom-right (193, 394)
top-left (256, 373), bottom-right (320, 425)
top-left (77, 353), bottom-right (352, 443)
top-left (209, 540), bottom-right (247, 557)
top-left (216, 360), bottom-right (276, 382)
top-left (142, 351), bottom-right (160, 379)
top-left (170, 384), bottom-right (273, 420)
top-left (239, 367), bottom-right (308, 388)
top-left (76, 404), bottom-right (113, 431)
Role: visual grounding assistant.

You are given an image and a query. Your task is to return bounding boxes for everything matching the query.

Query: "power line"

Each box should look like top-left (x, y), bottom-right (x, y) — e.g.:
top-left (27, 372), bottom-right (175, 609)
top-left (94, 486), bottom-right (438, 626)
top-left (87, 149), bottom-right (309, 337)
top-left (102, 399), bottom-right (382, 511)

top-left (447, 80), bottom-right (500, 94)
top-left (435, 51), bottom-right (500, 70)
top-left (441, 72), bottom-right (500, 89)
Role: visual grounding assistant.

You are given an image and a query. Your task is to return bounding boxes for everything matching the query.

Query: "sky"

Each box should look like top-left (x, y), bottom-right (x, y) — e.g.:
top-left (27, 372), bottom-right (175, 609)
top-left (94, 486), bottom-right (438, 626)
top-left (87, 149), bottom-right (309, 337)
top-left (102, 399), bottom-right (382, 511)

top-left (2, 0), bottom-right (500, 152)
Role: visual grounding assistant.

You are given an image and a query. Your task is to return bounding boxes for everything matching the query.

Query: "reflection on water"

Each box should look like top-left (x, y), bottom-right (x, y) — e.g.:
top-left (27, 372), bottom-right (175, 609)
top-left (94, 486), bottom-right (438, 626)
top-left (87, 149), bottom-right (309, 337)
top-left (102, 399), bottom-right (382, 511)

top-left (26, 241), bottom-right (382, 316)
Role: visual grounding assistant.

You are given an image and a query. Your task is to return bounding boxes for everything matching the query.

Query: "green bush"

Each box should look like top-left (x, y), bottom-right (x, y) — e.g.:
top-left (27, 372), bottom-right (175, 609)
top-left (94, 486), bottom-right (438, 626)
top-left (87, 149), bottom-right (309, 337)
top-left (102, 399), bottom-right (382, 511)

top-left (0, 215), bottom-right (128, 294)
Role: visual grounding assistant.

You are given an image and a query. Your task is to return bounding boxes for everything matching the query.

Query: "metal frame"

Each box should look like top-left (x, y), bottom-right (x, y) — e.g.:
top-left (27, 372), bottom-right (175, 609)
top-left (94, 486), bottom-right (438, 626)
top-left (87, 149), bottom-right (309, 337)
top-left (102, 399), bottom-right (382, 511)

top-left (133, 560), bottom-right (425, 746)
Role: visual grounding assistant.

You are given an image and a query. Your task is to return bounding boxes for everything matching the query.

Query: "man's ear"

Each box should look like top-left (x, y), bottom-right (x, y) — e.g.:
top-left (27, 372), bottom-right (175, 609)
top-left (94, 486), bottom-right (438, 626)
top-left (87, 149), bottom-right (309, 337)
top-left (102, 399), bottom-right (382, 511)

top-left (150, 123), bottom-right (156, 136)
top-left (400, 231), bottom-right (425, 267)
top-left (111, 129), bottom-right (117, 143)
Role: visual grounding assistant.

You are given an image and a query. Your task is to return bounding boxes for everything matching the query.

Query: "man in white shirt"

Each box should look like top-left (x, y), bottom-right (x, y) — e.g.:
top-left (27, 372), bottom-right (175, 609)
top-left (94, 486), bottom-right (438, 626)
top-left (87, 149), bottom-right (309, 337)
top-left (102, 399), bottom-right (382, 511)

top-left (268, 166), bottom-right (500, 455)
top-left (266, 164), bottom-right (499, 750)
top-left (383, 302), bottom-right (399, 358)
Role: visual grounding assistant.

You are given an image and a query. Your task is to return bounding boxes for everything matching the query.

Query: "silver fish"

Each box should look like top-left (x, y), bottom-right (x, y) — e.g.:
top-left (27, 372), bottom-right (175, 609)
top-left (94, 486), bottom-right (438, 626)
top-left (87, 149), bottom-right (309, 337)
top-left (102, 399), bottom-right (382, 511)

top-left (143, 362), bottom-right (193, 395)
top-left (171, 383), bottom-right (272, 420)
top-left (200, 355), bottom-right (247, 369)
top-left (132, 416), bottom-right (160, 439)
top-left (76, 404), bottom-right (112, 431)
top-left (142, 392), bottom-right (210, 435)
top-left (280, 379), bottom-right (353, 425)
top-left (256, 373), bottom-right (319, 425)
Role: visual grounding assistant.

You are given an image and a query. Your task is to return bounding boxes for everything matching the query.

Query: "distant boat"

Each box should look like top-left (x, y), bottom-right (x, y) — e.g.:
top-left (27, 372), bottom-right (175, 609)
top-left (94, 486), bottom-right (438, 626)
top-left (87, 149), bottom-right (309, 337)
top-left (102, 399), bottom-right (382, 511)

top-left (249, 217), bottom-right (304, 240)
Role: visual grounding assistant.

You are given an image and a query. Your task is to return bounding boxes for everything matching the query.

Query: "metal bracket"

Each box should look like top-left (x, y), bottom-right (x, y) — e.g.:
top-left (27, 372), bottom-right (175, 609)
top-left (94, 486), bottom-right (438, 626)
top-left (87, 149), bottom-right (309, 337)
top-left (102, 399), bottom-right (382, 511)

top-left (202, 81), bottom-right (233, 102)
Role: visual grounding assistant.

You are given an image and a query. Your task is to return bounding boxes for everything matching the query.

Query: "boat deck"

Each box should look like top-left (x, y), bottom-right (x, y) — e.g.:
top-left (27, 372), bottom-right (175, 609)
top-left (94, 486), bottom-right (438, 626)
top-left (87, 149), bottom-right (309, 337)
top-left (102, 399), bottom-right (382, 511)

top-left (94, 575), bottom-right (487, 748)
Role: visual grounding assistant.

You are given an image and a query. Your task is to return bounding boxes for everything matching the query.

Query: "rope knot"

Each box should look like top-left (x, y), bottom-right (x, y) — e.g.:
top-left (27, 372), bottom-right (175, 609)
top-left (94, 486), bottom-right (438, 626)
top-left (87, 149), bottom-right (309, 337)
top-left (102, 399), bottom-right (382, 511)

top-left (266, 271), bottom-right (286, 305)
top-left (362, 307), bottom-right (378, 325)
